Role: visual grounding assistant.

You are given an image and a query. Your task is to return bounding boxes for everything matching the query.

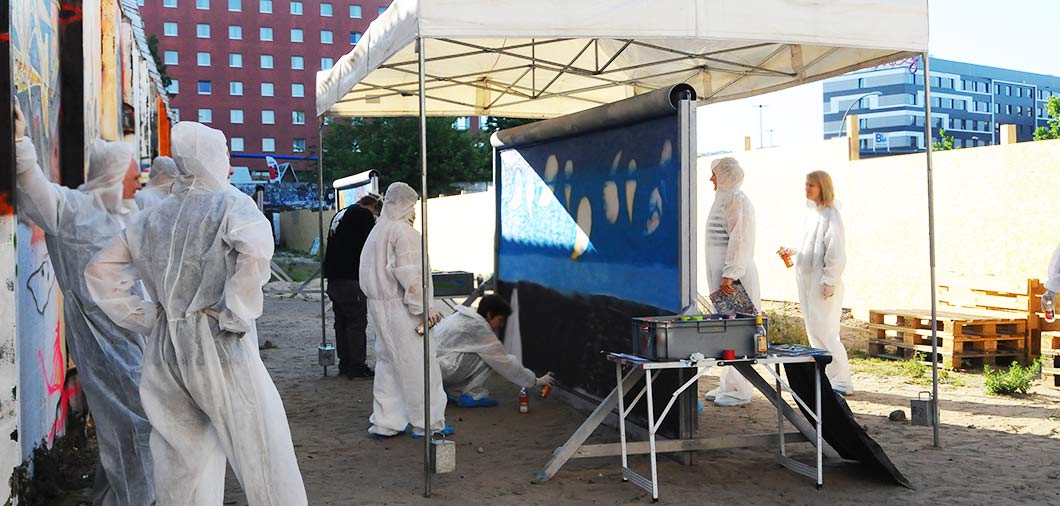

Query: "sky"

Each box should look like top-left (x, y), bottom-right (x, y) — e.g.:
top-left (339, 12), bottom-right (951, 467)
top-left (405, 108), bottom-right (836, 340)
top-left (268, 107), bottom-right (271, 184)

top-left (696, 0), bottom-right (1060, 154)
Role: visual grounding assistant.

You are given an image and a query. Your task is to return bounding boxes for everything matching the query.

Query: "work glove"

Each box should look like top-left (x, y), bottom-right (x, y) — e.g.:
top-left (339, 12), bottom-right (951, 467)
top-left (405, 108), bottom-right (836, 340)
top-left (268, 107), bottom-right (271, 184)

top-left (821, 283), bottom-right (836, 300)
top-left (13, 96), bottom-right (27, 139)
top-left (1043, 290), bottom-right (1056, 311)
top-left (535, 372), bottom-right (555, 387)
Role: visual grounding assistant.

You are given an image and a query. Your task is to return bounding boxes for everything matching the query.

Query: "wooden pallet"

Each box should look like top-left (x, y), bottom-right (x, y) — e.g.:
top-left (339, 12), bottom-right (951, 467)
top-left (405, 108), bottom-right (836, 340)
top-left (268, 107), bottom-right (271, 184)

top-left (867, 309), bottom-right (1027, 369)
top-left (939, 278), bottom-right (1052, 361)
top-left (1042, 331), bottom-right (1060, 389)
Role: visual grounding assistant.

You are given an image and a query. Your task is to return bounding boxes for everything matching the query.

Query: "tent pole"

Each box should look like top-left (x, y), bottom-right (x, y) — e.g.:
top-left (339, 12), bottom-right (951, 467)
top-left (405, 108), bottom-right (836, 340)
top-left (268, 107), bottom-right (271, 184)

top-left (318, 115), bottom-right (328, 377)
top-left (921, 53), bottom-right (940, 448)
top-left (417, 36), bottom-right (433, 498)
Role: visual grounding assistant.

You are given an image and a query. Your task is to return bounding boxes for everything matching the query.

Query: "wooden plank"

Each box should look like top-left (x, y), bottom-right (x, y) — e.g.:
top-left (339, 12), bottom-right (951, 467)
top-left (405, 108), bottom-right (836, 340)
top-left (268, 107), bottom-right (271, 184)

top-left (570, 432), bottom-right (809, 459)
top-left (870, 309), bottom-right (1023, 323)
top-left (865, 324), bottom-right (1024, 342)
top-left (868, 339), bottom-right (1023, 358)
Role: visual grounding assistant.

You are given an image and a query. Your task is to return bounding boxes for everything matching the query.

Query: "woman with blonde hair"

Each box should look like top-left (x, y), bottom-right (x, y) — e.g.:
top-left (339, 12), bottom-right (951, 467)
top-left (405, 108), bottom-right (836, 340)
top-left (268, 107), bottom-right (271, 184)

top-left (789, 170), bottom-right (853, 395)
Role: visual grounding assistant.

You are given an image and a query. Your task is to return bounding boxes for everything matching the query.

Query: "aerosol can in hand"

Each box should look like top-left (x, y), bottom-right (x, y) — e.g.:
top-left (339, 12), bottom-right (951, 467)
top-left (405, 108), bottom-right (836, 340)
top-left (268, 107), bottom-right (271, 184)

top-left (1044, 292), bottom-right (1056, 324)
top-left (519, 388), bottom-right (529, 414)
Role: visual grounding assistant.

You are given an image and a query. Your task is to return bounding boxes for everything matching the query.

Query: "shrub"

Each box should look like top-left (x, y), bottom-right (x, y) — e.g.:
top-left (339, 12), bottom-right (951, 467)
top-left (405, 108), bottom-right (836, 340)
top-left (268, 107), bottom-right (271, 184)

top-left (983, 359), bottom-right (1042, 396)
top-left (763, 309), bottom-right (809, 346)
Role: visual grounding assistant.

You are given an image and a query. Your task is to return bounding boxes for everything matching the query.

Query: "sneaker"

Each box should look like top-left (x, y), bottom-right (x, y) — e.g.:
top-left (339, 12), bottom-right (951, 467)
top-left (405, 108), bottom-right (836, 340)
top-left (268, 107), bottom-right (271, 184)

top-left (457, 393), bottom-right (498, 408)
top-left (410, 424), bottom-right (455, 439)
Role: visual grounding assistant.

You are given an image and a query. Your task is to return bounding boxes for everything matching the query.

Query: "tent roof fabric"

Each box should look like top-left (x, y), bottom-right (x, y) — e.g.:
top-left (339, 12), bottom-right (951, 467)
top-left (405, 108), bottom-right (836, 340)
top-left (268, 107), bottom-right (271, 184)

top-left (316, 0), bottom-right (929, 118)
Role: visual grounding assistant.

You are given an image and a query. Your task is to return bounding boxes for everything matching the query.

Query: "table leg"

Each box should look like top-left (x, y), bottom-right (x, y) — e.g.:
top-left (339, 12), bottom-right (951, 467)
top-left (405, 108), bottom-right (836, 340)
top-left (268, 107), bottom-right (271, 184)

top-left (815, 362), bottom-right (823, 489)
top-left (776, 363), bottom-right (785, 458)
top-left (616, 363), bottom-right (629, 481)
top-left (645, 369), bottom-right (659, 502)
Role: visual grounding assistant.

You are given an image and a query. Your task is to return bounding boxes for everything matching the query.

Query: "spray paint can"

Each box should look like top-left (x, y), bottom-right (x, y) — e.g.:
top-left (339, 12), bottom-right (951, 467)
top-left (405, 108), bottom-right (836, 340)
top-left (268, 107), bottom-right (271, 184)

top-left (519, 388), bottom-right (529, 413)
top-left (540, 385), bottom-right (552, 398)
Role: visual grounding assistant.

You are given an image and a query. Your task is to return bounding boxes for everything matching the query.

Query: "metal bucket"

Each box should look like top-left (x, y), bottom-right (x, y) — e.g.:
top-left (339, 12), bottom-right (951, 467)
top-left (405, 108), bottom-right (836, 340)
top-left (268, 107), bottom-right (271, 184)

top-left (910, 391), bottom-right (936, 426)
top-left (318, 345), bottom-right (336, 367)
top-left (431, 439), bottom-right (456, 474)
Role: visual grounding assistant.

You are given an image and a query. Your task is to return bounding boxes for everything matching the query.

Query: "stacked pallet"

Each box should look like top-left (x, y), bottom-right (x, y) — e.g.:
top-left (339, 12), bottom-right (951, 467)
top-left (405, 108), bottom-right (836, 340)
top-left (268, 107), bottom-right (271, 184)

top-left (867, 309), bottom-right (1027, 369)
top-left (1042, 332), bottom-right (1060, 388)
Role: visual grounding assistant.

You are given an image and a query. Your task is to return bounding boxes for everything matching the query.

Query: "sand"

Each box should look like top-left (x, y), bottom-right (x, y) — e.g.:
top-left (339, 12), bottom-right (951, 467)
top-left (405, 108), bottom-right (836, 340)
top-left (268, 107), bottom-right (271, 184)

top-left (222, 296), bottom-right (1060, 505)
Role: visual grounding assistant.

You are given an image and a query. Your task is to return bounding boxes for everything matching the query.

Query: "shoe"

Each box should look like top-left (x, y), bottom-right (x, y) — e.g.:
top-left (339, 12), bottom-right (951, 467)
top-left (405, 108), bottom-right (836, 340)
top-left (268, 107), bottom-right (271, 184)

top-left (347, 365), bottom-right (375, 379)
top-left (704, 387), bottom-right (721, 402)
top-left (410, 424), bottom-right (455, 439)
top-left (370, 423), bottom-right (411, 440)
top-left (832, 388), bottom-right (853, 397)
top-left (457, 394), bottom-right (498, 408)
top-left (713, 394), bottom-right (752, 407)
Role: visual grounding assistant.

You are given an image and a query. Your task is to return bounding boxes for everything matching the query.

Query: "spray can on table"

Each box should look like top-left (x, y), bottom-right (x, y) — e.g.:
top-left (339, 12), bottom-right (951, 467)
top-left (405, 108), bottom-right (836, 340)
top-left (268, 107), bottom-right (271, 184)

top-left (1044, 293), bottom-right (1056, 324)
top-left (519, 388), bottom-right (529, 413)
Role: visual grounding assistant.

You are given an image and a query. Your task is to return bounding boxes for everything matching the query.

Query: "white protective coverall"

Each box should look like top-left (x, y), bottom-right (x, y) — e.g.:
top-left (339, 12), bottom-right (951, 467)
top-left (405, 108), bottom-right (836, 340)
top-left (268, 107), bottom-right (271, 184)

top-left (704, 157), bottom-right (760, 407)
top-left (795, 202), bottom-right (854, 394)
top-left (15, 135), bottom-right (154, 506)
top-left (436, 305), bottom-right (536, 399)
top-left (134, 156), bottom-right (178, 209)
top-left (359, 182), bottom-right (447, 437)
top-left (85, 122), bottom-right (307, 506)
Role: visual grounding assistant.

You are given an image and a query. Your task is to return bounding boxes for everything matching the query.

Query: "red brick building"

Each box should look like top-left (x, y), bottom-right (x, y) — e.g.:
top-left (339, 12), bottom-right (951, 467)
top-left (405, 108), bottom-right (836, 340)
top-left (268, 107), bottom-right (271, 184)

top-left (139, 0), bottom-right (391, 170)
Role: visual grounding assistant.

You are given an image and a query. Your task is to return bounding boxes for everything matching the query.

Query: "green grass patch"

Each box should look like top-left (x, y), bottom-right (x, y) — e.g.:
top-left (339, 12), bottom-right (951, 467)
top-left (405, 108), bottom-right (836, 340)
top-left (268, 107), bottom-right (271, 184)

top-left (849, 352), bottom-right (965, 387)
top-left (983, 359), bottom-right (1042, 396)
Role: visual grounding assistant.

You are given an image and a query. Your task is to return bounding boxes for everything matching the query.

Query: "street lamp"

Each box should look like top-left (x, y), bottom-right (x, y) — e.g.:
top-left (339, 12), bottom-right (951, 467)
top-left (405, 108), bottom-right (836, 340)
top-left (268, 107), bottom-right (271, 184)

top-left (753, 104), bottom-right (767, 148)
top-left (838, 91), bottom-right (883, 137)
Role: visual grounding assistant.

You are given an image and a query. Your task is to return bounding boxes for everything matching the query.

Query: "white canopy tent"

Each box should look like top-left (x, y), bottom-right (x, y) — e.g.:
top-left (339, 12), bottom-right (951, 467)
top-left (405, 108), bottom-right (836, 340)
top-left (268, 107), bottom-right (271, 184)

top-left (315, 0), bottom-right (934, 495)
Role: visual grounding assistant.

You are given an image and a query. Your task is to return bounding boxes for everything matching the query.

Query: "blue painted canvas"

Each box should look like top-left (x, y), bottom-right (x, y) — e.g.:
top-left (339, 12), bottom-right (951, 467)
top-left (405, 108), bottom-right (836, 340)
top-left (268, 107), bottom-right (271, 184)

top-left (498, 115), bottom-right (682, 312)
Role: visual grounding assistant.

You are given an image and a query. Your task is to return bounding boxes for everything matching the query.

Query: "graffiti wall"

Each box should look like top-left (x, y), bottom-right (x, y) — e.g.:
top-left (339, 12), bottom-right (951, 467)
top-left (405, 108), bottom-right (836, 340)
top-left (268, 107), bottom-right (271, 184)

top-left (11, 0), bottom-right (68, 462)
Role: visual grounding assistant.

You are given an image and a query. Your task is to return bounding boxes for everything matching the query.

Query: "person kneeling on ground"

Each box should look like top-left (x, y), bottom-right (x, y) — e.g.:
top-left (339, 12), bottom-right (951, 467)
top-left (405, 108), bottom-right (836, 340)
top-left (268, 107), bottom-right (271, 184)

top-left (436, 295), bottom-right (554, 407)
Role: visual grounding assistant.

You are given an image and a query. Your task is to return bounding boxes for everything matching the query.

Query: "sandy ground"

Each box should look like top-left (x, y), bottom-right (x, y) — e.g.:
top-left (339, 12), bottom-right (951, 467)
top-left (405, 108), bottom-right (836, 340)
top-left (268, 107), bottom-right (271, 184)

top-left (221, 295), bottom-right (1060, 505)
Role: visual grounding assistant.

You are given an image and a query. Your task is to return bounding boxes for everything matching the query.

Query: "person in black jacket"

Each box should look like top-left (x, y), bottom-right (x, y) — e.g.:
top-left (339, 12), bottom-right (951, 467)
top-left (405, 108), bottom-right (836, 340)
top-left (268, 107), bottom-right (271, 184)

top-left (324, 193), bottom-right (383, 378)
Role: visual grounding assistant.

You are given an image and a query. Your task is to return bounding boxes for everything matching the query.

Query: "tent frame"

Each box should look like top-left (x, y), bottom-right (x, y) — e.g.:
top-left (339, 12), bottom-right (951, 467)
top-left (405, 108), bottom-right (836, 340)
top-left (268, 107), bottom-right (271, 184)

top-left (315, 36), bottom-right (941, 498)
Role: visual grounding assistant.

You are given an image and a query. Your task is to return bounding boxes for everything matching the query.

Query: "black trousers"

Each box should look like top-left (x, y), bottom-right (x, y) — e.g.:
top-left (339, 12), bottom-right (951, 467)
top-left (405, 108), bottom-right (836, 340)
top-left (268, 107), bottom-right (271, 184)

top-left (327, 279), bottom-right (368, 371)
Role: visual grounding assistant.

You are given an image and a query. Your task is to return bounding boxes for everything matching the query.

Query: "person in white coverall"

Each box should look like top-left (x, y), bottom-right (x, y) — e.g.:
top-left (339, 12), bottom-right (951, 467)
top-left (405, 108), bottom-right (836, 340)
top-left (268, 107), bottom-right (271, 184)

top-left (436, 295), bottom-right (554, 407)
top-left (360, 182), bottom-right (451, 439)
top-left (1043, 243), bottom-right (1060, 318)
top-left (13, 99), bottom-right (155, 506)
top-left (85, 121), bottom-right (308, 506)
top-left (703, 157), bottom-right (760, 407)
top-left (134, 155), bottom-right (178, 209)
top-left (787, 170), bottom-right (854, 395)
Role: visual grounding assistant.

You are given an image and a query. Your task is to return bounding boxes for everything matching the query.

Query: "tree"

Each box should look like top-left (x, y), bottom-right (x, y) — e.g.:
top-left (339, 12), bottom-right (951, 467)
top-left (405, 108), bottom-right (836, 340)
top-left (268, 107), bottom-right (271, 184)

top-left (322, 117), bottom-right (491, 195)
top-left (932, 128), bottom-right (955, 151)
top-left (483, 116), bottom-right (537, 133)
top-left (1034, 96), bottom-right (1060, 140)
top-left (146, 35), bottom-right (173, 89)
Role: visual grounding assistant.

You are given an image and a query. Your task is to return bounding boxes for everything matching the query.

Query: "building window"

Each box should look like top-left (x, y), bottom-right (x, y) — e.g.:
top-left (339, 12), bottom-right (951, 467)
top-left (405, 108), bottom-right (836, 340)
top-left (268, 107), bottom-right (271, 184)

top-left (262, 138), bottom-right (275, 152)
top-left (163, 51), bottom-right (178, 65)
top-left (350, 32), bottom-right (362, 44)
top-left (1017, 87), bottom-right (1024, 98)
top-left (262, 110), bottom-right (276, 124)
top-left (321, 30), bottom-right (333, 44)
top-left (1006, 104), bottom-right (1012, 115)
top-left (198, 81), bottom-right (212, 94)
top-left (226, 25), bottom-right (241, 40)
top-left (291, 56), bottom-right (304, 70)
top-left (230, 109), bottom-right (244, 124)
top-left (196, 0), bottom-right (209, 9)
top-left (321, 57), bottom-right (334, 70)
top-left (292, 83), bottom-right (305, 97)
top-left (454, 117), bottom-right (470, 130)
top-left (261, 54), bottom-right (274, 69)
top-left (1017, 105), bottom-right (1024, 116)
top-left (197, 52), bottom-right (211, 66)
top-left (350, 4), bottom-right (361, 17)
top-left (229, 53), bottom-right (243, 68)
top-left (931, 97), bottom-right (940, 108)
top-left (1006, 85), bottom-right (1012, 96)
top-left (293, 139), bottom-right (306, 152)
top-left (320, 2), bottom-right (333, 16)
top-left (164, 0), bottom-right (177, 7)
top-left (171, 108), bottom-right (180, 121)
top-left (166, 80), bottom-right (179, 94)
top-left (378, 6), bottom-right (386, 14)
top-left (163, 22), bottom-right (178, 36)
top-left (942, 78), bottom-right (953, 89)
top-left (293, 111), bottom-right (306, 125)
top-left (261, 82), bottom-right (275, 96)
top-left (291, 28), bottom-right (304, 43)
top-left (994, 103), bottom-right (1000, 114)
top-left (953, 100), bottom-right (965, 111)
top-left (230, 81), bottom-right (243, 96)
top-left (228, 0), bottom-right (240, 10)
top-left (196, 24), bottom-right (211, 38)
top-left (198, 109), bottom-right (213, 123)
top-left (930, 76), bottom-right (940, 88)
top-left (941, 98), bottom-right (952, 109)
top-left (259, 0), bottom-right (271, 12)
top-left (290, 0), bottom-right (302, 14)
top-left (260, 27), bottom-right (273, 41)
top-left (1039, 89), bottom-right (1044, 99)
top-left (231, 137), bottom-right (245, 152)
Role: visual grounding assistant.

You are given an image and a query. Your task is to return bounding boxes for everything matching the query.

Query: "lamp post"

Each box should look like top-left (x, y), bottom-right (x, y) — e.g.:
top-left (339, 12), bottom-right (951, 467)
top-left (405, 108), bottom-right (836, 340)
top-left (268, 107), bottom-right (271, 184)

top-left (838, 91), bottom-right (882, 138)
top-left (753, 104), bottom-right (767, 148)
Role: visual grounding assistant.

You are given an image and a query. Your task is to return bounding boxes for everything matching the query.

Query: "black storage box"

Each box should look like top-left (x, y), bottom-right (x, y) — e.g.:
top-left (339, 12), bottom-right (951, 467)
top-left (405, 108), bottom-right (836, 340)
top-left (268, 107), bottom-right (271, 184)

top-left (631, 314), bottom-right (767, 360)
